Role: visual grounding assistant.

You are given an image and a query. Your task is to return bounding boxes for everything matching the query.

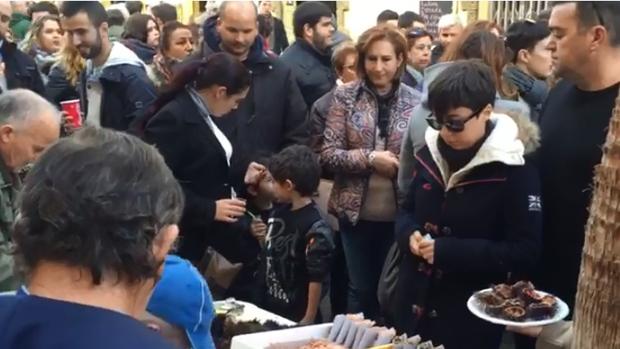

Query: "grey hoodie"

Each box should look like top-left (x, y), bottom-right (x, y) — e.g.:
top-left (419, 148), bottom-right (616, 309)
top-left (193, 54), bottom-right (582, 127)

top-left (397, 62), bottom-right (535, 194)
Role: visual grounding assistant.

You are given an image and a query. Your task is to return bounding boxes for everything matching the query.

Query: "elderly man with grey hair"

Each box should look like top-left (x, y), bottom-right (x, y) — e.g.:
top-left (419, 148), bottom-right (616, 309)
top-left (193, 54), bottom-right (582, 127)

top-left (0, 89), bottom-right (61, 291)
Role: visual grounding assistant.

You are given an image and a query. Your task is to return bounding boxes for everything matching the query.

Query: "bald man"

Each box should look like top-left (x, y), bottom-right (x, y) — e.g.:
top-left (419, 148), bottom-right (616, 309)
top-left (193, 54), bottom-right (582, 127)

top-left (0, 1), bottom-right (45, 96)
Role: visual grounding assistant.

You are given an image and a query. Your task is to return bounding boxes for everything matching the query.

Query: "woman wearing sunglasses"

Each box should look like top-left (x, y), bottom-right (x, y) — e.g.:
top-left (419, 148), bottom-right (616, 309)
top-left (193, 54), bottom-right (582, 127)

top-left (393, 61), bottom-right (542, 349)
top-left (401, 29), bottom-right (433, 92)
top-left (320, 25), bottom-right (421, 319)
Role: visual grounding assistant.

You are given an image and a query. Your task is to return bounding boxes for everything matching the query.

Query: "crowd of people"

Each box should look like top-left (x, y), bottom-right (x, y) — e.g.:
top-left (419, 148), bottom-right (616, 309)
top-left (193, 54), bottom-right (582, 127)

top-left (0, 1), bottom-right (618, 349)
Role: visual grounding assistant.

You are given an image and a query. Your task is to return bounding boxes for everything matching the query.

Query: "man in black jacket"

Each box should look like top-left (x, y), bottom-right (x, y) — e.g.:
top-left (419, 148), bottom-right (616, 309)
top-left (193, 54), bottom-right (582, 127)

top-left (0, 2), bottom-right (45, 96)
top-left (281, 2), bottom-right (336, 108)
top-left (200, 1), bottom-right (308, 180)
top-left (60, 2), bottom-right (156, 132)
top-left (258, 1), bottom-right (288, 55)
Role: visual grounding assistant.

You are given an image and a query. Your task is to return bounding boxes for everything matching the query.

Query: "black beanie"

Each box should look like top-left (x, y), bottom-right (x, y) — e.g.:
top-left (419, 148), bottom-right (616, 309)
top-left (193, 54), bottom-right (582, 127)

top-left (293, 2), bottom-right (333, 38)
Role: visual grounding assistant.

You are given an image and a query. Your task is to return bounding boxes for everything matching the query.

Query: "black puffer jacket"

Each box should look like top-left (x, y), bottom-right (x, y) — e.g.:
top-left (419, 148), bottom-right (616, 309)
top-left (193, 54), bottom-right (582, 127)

top-left (0, 41), bottom-right (45, 95)
top-left (281, 39), bottom-right (336, 108)
top-left (200, 16), bottom-right (309, 180)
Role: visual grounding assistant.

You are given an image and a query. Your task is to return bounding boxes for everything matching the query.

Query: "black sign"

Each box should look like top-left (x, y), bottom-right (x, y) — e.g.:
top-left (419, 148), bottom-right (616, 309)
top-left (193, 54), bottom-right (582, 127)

top-left (420, 1), bottom-right (454, 38)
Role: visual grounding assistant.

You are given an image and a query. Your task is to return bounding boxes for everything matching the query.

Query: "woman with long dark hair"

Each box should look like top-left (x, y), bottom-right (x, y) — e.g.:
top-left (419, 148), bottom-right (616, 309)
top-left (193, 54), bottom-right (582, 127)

top-left (122, 13), bottom-right (160, 64)
top-left (149, 21), bottom-right (194, 90)
top-left (144, 53), bottom-right (264, 264)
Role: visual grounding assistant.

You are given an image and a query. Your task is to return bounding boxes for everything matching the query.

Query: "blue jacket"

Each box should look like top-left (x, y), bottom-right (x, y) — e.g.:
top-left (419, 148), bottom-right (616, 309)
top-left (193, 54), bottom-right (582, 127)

top-left (78, 42), bottom-right (157, 132)
top-left (0, 294), bottom-right (175, 349)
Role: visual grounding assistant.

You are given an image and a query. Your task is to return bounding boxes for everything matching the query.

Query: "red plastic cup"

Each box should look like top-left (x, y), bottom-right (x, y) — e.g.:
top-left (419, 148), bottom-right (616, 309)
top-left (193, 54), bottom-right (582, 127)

top-left (60, 99), bottom-right (82, 128)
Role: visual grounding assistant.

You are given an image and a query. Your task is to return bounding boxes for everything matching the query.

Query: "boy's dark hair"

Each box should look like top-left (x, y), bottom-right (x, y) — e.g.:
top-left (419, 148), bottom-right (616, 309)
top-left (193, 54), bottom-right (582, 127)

top-left (107, 9), bottom-right (125, 27)
top-left (151, 3), bottom-right (178, 24)
top-left (293, 2), bottom-right (333, 38)
top-left (126, 1), bottom-right (144, 15)
top-left (28, 1), bottom-right (59, 19)
top-left (427, 60), bottom-right (496, 122)
top-left (552, 1), bottom-right (620, 47)
top-left (398, 11), bottom-right (425, 29)
top-left (60, 1), bottom-right (108, 27)
top-left (269, 145), bottom-right (321, 197)
top-left (13, 127), bottom-right (184, 285)
top-left (505, 20), bottom-right (551, 63)
top-left (377, 9), bottom-right (399, 24)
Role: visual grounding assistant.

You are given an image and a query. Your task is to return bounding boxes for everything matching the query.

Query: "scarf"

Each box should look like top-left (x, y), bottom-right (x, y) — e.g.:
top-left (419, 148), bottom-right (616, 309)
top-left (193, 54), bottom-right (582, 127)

top-left (368, 82), bottom-right (399, 139)
top-left (437, 121), bottom-right (494, 174)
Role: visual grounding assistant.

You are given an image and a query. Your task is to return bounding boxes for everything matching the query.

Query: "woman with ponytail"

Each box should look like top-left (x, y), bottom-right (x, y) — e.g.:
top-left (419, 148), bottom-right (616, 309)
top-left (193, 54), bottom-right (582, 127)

top-left (144, 52), bottom-right (263, 264)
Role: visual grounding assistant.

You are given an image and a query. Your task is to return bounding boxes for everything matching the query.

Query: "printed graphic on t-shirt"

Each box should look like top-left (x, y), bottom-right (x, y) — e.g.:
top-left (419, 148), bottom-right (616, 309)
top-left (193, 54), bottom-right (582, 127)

top-left (265, 217), bottom-right (296, 304)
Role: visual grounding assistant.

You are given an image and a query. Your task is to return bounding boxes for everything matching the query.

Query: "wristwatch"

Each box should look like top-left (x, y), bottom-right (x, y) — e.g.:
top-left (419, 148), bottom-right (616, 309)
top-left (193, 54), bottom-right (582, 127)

top-left (368, 151), bottom-right (377, 167)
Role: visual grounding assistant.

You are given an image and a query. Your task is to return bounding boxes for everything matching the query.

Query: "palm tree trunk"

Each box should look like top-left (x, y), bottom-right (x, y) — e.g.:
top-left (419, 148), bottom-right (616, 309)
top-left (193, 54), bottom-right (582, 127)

top-left (571, 87), bottom-right (620, 348)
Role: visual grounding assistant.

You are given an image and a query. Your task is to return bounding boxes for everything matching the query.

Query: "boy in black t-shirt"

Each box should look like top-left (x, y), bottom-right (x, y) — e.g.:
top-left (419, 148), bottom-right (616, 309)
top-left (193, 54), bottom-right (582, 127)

top-left (263, 145), bottom-right (334, 324)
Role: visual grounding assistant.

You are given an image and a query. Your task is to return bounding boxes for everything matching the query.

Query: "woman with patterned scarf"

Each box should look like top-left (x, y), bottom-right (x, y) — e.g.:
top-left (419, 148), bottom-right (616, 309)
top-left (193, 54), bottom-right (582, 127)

top-left (20, 15), bottom-right (64, 84)
top-left (149, 21), bottom-right (194, 91)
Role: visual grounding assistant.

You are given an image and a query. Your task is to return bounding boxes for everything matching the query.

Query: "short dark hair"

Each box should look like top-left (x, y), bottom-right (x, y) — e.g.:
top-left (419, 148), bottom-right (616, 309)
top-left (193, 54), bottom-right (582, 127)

top-left (60, 1), bottom-right (108, 27)
top-left (377, 9), bottom-right (399, 24)
top-left (505, 20), bottom-right (551, 63)
top-left (269, 145), bottom-right (320, 197)
top-left (107, 9), bottom-right (125, 27)
top-left (398, 11), bottom-right (425, 29)
top-left (258, 14), bottom-right (273, 38)
top-left (406, 29), bottom-right (433, 50)
top-left (13, 127), bottom-right (184, 285)
top-left (151, 3), bottom-right (178, 24)
top-left (28, 1), bottom-right (59, 19)
top-left (123, 13), bottom-right (157, 43)
top-left (553, 1), bottom-right (620, 46)
top-left (293, 2), bottom-right (333, 38)
top-left (427, 60), bottom-right (496, 122)
top-left (126, 1), bottom-right (144, 15)
top-left (160, 21), bottom-right (190, 52)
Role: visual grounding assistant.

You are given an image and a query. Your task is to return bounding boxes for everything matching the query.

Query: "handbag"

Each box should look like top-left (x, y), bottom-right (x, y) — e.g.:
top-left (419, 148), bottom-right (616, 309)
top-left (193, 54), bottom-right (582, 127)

top-left (377, 241), bottom-right (402, 322)
top-left (198, 246), bottom-right (243, 300)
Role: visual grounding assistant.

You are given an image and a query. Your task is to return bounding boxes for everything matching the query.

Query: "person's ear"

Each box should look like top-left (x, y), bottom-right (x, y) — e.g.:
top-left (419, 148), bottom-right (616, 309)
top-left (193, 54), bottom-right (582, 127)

top-left (99, 22), bottom-right (109, 38)
top-left (517, 49), bottom-right (530, 64)
top-left (284, 179), bottom-right (295, 192)
top-left (481, 104), bottom-right (493, 121)
top-left (303, 23), bottom-right (314, 39)
top-left (590, 26), bottom-right (607, 52)
top-left (0, 125), bottom-right (15, 144)
top-left (215, 86), bottom-right (228, 99)
top-left (152, 224), bottom-right (179, 266)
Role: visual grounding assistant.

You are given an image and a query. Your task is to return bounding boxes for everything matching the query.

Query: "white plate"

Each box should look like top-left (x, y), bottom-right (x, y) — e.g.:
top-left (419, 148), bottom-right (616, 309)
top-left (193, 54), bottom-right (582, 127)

top-left (467, 288), bottom-right (570, 328)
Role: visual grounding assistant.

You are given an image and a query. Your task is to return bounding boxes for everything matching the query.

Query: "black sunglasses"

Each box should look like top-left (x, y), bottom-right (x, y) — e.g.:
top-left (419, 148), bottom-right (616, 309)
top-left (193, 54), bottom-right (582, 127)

top-left (426, 107), bottom-right (485, 132)
top-left (407, 29), bottom-right (431, 40)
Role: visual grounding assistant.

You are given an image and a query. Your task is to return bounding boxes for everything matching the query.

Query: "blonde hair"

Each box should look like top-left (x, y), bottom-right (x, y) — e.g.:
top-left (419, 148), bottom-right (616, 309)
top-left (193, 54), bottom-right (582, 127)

top-left (57, 41), bottom-right (86, 87)
top-left (21, 15), bottom-right (62, 56)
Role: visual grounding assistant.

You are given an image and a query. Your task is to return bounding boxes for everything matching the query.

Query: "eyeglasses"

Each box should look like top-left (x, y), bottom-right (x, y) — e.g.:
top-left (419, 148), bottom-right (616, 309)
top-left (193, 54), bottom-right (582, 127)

top-left (426, 107), bottom-right (485, 133)
top-left (414, 44), bottom-right (432, 51)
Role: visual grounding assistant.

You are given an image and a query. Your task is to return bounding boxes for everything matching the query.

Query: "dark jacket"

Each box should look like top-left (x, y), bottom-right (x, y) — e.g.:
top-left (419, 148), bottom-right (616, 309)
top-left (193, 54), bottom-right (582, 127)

top-left (281, 39), bottom-right (336, 108)
top-left (45, 63), bottom-right (80, 107)
top-left (394, 114), bottom-right (542, 349)
top-left (430, 44), bottom-right (444, 66)
top-left (144, 90), bottom-right (242, 262)
top-left (200, 16), bottom-right (308, 180)
top-left (0, 295), bottom-right (175, 349)
top-left (122, 38), bottom-right (157, 64)
top-left (78, 42), bottom-right (157, 132)
top-left (310, 88), bottom-right (336, 179)
top-left (0, 41), bottom-right (45, 95)
top-left (271, 17), bottom-right (289, 55)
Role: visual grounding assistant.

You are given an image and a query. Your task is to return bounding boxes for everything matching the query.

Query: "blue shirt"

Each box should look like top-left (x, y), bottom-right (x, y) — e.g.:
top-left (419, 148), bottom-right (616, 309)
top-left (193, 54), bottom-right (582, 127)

top-left (0, 294), bottom-right (175, 349)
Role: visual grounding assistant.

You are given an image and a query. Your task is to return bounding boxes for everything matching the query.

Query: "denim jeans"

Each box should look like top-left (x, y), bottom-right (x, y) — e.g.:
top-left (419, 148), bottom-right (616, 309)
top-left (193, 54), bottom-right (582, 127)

top-left (340, 219), bottom-right (394, 320)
